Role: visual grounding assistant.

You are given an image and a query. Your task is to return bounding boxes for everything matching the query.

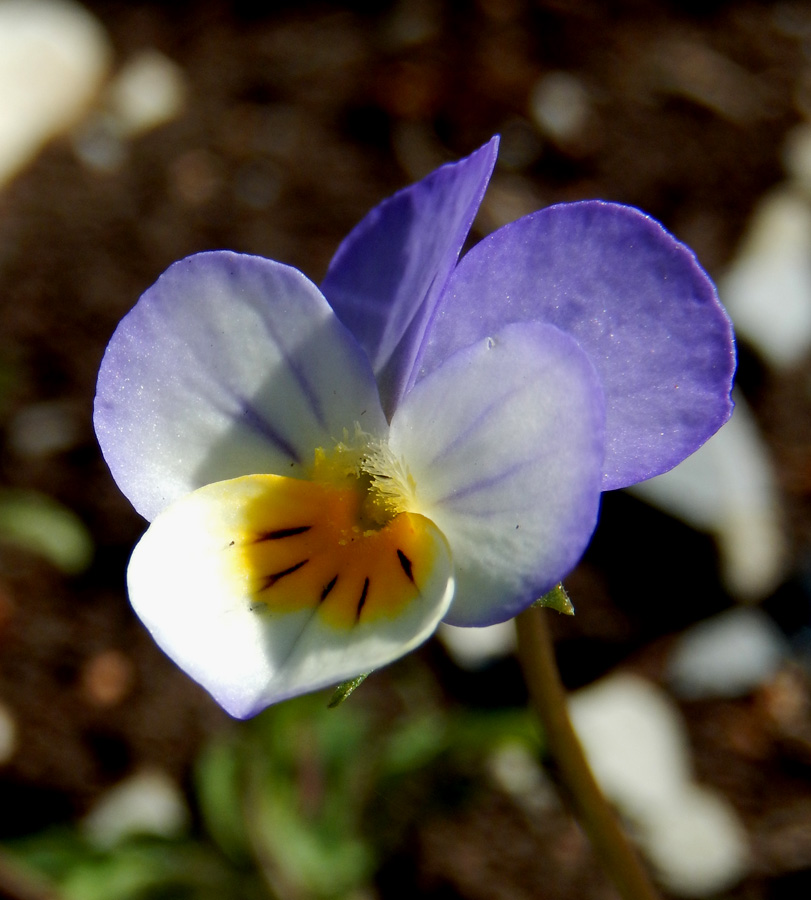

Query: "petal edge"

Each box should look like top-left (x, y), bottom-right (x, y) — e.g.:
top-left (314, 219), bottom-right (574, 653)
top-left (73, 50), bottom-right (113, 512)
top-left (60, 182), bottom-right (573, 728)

top-left (391, 322), bottom-right (606, 626)
top-left (422, 201), bottom-right (735, 490)
top-left (95, 251), bottom-right (386, 521)
top-left (322, 137), bottom-right (499, 418)
top-left (127, 474), bottom-right (455, 717)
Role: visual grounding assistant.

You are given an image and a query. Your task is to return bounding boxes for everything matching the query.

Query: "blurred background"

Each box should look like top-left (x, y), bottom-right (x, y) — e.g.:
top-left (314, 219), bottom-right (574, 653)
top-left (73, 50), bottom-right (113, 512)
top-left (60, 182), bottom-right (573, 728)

top-left (1, 0), bottom-right (811, 898)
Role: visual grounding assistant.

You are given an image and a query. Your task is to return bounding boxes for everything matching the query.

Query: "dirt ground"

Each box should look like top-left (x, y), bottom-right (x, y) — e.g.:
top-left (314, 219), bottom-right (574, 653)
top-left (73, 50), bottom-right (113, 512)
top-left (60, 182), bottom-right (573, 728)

top-left (2, 1), bottom-right (811, 898)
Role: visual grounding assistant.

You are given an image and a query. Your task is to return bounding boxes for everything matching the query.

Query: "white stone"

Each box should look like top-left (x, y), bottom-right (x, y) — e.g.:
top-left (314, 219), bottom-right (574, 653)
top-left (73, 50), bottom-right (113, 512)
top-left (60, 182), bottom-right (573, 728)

top-left (82, 769), bottom-right (190, 847)
top-left (0, 0), bottom-right (110, 186)
top-left (640, 784), bottom-right (749, 897)
top-left (437, 620), bottom-right (516, 668)
top-left (569, 673), bottom-right (749, 896)
top-left (529, 71), bottom-right (590, 143)
top-left (70, 113), bottom-right (125, 172)
top-left (106, 49), bottom-right (186, 138)
top-left (488, 741), bottom-right (558, 814)
top-left (8, 401), bottom-right (81, 457)
top-left (569, 673), bottom-right (692, 817)
top-left (720, 188), bottom-right (811, 369)
top-left (628, 392), bottom-right (784, 600)
top-left (667, 606), bottom-right (788, 699)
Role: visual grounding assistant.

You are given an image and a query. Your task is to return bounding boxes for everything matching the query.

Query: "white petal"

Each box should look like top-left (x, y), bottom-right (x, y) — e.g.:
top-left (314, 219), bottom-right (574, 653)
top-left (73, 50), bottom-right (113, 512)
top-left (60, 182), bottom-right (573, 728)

top-left (389, 323), bottom-right (605, 626)
top-left (127, 474), bottom-right (454, 717)
top-left (95, 252), bottom-right (386, 522)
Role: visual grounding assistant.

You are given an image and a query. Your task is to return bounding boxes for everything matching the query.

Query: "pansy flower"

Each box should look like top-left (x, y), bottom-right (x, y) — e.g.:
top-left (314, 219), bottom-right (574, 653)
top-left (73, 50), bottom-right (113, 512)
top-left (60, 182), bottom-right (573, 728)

top-left (94, 137), bottom-right (735, 718)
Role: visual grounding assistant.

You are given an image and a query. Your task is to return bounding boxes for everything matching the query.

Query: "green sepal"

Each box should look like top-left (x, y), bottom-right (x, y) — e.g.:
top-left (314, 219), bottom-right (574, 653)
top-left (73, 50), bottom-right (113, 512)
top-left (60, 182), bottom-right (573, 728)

top-left (532, 583), bottom-right (575, 616)
top-left (327, 673), bottom-right (370, 708)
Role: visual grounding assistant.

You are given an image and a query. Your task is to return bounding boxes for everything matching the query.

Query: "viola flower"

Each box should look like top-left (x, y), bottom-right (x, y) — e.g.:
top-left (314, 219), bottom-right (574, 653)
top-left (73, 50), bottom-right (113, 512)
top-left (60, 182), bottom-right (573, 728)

top-left (94, 137), bottom-right (735, 718)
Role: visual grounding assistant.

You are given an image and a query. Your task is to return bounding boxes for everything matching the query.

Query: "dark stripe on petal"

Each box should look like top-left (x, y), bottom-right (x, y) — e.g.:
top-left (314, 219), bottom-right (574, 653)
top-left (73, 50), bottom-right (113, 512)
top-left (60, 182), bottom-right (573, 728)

top-left (237, 397), bottom-right (302, 462)
top-left (397, 549), bottom-right (415, 583)
top-left (256, 525), bottom-right (311, 542)
top-left (255, 302), bottom-right (327, 428)
top-left (356, 577), bottom-right (370, 620)
top-left (438, 456), bottom-right (535, 507)
top-left (427, 391), bottom-right (508, 467)
top-left (320, 575), bottom-right (338, 602)
top-left (260, 559), bottom-right (308, 590)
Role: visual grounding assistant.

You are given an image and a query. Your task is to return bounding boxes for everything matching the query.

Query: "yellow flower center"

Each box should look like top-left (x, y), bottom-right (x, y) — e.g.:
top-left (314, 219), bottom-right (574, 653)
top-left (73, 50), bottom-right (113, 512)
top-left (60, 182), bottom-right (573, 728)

top-left (229, 435), bottom-right (442, 630)
top-left (307, 433), bottom-right (418, 528)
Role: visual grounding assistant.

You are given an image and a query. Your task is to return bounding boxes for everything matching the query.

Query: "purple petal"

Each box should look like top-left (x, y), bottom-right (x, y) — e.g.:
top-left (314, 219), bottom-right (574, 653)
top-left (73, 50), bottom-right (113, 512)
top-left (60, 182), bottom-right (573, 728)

top-left (321, 137), bottom-right (499, 419)
top-left (420, 201), bottom-right (735, 490)
top-left (94, 252), bottom-right (386, 522)
top-left (389, 322), bottom-right (606, 626)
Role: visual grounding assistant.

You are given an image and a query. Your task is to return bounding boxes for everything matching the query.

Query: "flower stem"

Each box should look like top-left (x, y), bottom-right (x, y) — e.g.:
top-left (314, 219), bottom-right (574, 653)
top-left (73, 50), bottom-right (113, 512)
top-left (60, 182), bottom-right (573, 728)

top-left (515, 605), bottom-right (661, 900)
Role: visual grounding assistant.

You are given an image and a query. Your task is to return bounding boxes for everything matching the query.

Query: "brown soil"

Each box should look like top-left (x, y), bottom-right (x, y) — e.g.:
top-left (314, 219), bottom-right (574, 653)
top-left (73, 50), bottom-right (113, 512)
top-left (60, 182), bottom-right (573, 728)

top-left (2, 1), bottom-right (811, 898)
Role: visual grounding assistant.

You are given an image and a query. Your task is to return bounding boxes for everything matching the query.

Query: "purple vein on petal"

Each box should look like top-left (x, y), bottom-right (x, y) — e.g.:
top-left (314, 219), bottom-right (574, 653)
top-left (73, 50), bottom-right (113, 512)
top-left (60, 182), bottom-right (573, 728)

top-left (424, 389), bottom-right (522, 469)
top-left (252, 299), bottom-right (328, 431)
top-left (225, 392), bottom-right (302, 463)
top-left (435, 455), bottom-right (539, 508)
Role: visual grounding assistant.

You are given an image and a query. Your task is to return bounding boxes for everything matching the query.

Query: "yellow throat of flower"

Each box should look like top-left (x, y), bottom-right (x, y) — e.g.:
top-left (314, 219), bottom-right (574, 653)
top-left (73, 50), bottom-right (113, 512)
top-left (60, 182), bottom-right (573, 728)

top-left (307, 433), bottom-right (419, 530)
top-left (229, 433), bottom-right (441, 630)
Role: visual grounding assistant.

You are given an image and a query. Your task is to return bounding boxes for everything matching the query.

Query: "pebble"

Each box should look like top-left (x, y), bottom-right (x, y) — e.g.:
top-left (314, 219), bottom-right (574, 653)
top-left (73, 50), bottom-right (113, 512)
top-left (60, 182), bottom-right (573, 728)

top-left (718, 120), bottom-right (811, 368)
top-left (529, 71), bottom-right (591, 144)
top-left (0, 0), bottom-right (110, 186)
top-left (569, 673), bottom-right (692, 817)
top-left (82, 769), bottom-right (190, 847)
top-left (569, 673), bottom-right (749, 896)
top-left (79, 649), bottom-right (134, 707)
top-left (640, 783), bottom-right (750, 898)
top-left (667, 606), bottom-right (789, 700)
top-left (488, 741), bottom-right (559, 815)
top-left (8, 400), bottom-right (82, 457)
top-left (721, 188), bottom-right (811, 368)
top-left (437, 620), bottom-right (516, 668)
top-left (628, 392), bottom-right (784, 601)
top-left (105, 49), bottom-right (186, 139)
top-left (73, 49), bottom-right (187, 172)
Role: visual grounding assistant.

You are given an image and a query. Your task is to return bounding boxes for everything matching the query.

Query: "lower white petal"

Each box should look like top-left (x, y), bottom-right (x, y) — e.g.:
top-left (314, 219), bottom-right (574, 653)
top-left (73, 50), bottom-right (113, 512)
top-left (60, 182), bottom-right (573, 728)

top-left (127, 474), bottom-right (454, 717)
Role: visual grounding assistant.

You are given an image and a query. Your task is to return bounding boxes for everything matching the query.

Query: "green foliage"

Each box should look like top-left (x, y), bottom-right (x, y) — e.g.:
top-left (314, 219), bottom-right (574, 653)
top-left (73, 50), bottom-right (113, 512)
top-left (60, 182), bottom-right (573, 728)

top-left (4, 674), bottom-right (540, 900)
top-left (0, 489), bottom-right (93, 574)
top-left (5, 830), bottom-right (267, 900)
top-left (533, 582), bottom-right (575, 615)
top-left (0, 357), bottom-right (93, 574)
top-left (193, 690), bottom-right (540, 900)
top-left (327, 673), bottom-right (369, 708)
top-left (196, 695), bottom-right (376, 899)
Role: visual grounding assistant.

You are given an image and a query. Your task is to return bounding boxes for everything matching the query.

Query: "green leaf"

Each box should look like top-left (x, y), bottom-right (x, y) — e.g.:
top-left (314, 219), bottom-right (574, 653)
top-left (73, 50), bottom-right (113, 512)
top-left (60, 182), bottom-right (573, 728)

top-left (327, 672), bottom-right (370, 708)
top-left (532, 582), bottom-right (575, 615)
top-left (0, 490), bottom-right (93, 573)
top-left (194, 736), bottom-right (251, 863)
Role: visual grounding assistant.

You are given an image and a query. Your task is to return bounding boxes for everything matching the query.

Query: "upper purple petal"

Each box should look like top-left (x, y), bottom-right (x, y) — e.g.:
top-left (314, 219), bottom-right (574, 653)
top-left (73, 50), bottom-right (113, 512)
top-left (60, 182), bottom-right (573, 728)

top-left (321, 137), bottom-right (499, 419)
top-left (419, 201), bottom-right (736, 490)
